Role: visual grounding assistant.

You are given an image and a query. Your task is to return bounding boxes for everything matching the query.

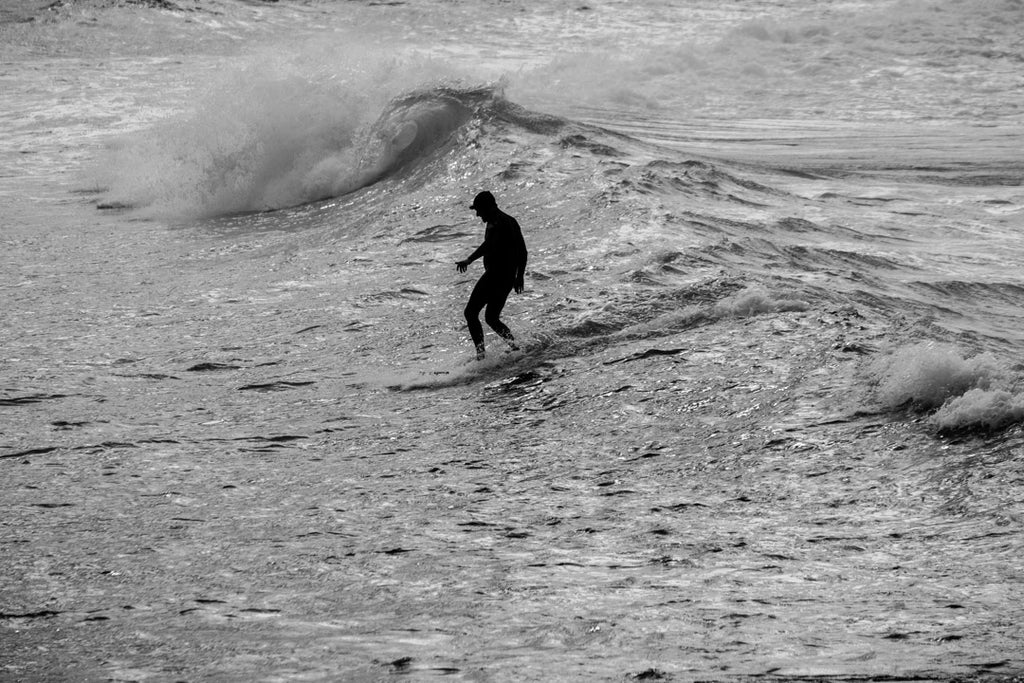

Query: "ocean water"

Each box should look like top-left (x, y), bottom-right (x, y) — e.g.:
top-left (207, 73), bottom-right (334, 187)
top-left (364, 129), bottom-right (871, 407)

top-left (2, 0), bottom-right (1023, 680)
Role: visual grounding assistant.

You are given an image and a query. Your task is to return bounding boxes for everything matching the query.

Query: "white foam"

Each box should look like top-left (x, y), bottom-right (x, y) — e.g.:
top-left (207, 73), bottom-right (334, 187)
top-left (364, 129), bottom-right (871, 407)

top-left (89, 38), bottom-right (470, 219)
top-left (928, 388), bottom-right (1024, 432)
top-left (714, 286), bottom-right (808, 317)
top-left (871, 342), bottom-right (1004, 410)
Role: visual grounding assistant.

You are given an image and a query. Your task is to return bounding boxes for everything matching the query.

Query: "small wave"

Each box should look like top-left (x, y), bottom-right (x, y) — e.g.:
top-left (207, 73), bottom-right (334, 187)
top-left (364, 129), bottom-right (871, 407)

top-left (559, 133), bottom-right (623, 157)
top-left (869, 341), bottom-right (1006, 411)
top-left (713, 286), bottom-right (808, 317)
top-left (861, 336), bottom-right (1024, 432)
top-left (909, 280), bottom-right (1024, 306)
top-left (556, 281), bottom-right (808, 345)
top-left (362, 287), bottom-right (431, 303)
top-left (603, 159), bottom-right (781, 205)
top-left (780, 244), bottom-right (917, 276)
top-left (929, 388), bottom-right (1024, 432)
top-left (398, 224), bottom-right (474, 244)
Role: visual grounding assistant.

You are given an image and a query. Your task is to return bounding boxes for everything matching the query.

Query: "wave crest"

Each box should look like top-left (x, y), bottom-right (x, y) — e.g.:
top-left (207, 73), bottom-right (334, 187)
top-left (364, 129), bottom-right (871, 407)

top-left (871, 342), bottom-right (1002, 411)
top-left (88, 45), bottom-right (514, 219)
top-left (929, 388), bottom-right (1024, 432)
top-left (869, 341), bottom-right (1024, 432)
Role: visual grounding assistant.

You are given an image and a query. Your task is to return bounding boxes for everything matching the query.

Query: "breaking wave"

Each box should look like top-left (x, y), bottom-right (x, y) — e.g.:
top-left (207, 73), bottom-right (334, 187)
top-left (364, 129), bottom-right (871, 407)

top-left (87, 40), bottom-right (510, 219)
top-left (869, 341), bottom-right (1024, 432)
top-left (930, 388), bottom-right (1024, 432)
top-left (871, 342), bottom-right (1003, 411)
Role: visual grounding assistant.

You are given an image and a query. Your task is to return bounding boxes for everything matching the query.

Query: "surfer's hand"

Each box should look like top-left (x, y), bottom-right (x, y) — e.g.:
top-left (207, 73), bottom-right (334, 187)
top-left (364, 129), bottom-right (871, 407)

top-left (514, 275), bottom-right (524, 294)
top-left (456, 260), bottom-right (469, 273)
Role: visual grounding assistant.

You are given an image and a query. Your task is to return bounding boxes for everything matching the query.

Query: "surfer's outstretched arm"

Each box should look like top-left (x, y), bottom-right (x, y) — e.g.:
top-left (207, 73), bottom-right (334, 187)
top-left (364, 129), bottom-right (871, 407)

top-left (456, 242), bottom-right (486, 273)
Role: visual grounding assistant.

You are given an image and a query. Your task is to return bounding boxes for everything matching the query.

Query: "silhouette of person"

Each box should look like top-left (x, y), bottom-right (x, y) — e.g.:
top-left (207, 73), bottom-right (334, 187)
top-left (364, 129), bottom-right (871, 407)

top-left (456, 191), bottom-right (528, 359)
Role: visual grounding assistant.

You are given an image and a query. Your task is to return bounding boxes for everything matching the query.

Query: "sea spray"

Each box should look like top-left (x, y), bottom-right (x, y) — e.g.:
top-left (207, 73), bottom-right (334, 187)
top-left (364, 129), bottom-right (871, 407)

top-left (929, 388), bottom-right (1024, 432)
top-left (89, 38), bottom-right (474, 218)
top-left (870, 342), bottom-right (1003, 411)
top-left (868, 341), bottom-right (1024, 431)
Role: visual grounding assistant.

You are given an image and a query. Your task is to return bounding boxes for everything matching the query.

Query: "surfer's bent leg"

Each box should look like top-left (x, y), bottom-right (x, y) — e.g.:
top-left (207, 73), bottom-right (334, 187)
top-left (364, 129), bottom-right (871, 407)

top-left (484, 277), bottom-right (518, 349)
top-left (464, 274), bottom-right (489, 358)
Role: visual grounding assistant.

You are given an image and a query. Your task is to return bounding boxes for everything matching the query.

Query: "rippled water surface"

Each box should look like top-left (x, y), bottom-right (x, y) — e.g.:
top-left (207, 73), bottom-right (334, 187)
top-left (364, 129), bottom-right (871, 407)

top-left (2, 0), bottom-right (1023, 680)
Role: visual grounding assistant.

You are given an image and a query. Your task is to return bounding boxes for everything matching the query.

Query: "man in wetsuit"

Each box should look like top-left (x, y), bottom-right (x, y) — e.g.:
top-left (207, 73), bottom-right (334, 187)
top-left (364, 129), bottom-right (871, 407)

top-left (456, 191), bottom-right (528, 360)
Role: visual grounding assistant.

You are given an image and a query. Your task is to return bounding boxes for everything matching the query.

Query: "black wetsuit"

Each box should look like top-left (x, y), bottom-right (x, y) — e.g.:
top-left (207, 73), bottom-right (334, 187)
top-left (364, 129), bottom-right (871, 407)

top-left (462, 210), bottom-right (528, 354)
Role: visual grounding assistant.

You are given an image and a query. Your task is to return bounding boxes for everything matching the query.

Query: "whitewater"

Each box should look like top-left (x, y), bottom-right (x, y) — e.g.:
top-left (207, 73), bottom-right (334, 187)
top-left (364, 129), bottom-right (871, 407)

top-left (2, 0), bottom-right (1023, 680)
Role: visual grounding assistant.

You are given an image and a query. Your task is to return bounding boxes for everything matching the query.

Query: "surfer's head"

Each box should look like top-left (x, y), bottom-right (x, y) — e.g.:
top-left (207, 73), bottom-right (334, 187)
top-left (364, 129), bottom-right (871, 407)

top-left (470, 191), bottom-right (498, 220)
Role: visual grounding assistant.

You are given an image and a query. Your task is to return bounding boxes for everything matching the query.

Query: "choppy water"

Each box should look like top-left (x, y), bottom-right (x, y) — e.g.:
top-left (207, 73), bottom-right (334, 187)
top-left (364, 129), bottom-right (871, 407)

top-left (2, 0), bottom-right (1023, 680)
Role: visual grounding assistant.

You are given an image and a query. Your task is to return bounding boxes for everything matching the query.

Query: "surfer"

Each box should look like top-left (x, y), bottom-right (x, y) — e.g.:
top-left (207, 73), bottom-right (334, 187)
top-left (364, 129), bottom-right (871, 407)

top-left (456, 191), bottom-right (528, 360)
